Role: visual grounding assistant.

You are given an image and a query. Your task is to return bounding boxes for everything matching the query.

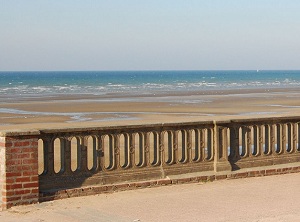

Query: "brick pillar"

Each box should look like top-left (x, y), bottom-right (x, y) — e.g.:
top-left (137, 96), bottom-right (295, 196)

top-left (0, 134), bottom-right (39, 210)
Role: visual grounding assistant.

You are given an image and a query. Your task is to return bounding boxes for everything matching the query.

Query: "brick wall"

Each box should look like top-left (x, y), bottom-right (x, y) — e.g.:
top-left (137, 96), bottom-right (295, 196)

top-left (0, 136), bottom-right (39, 210)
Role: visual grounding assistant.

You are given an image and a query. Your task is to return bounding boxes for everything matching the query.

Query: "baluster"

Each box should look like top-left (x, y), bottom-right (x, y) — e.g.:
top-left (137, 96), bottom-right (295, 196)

top-left (186, 130), bottom-right (192, 163)
top-left (221, 127), bottom-right (229, 160)
top-left (257, 125), bottom-right (263, 156)
top-left (282, 124), bottom-right (287, 154)
top-left (298, 123), bottom-right (300, 151)
top-left (129, 133), bottom-right (135, 168)
top-left (151, 132), bottom-right (160, 166)
top-left (144, 132), bottom-right (150, 167)
top-left (80, 136), bottom-right (88, 172)
top-left (192, 129), bottom-right (199, 162)
top-left (90, 136), bottom-right (98, 171)
top-left (114, 134), bottom-right (120, 169)
top-left (166, 131), bottom-right (173, 164)
top-left (64, 138), bottom-right (72, 174)
top-left (270, 124), bottom-right (276, 155)
top-left (57, 138), bottom-right (66, 174)
top-left (124, 133), bottom-right (130, 168)
top-left (264, 125), bottom-right (270, 155)
top-left (251, 126), bottom-right (258, 157)
top-left (229, 126), bottom-right (239, 161)
top-left (200, 129), bottom-right (206, 161)
top-left (138, 133), bottom-right (145, 167)
top-left (173, 130), bottom-right (179, 163)
top-left (43, 138), bottom-right (54, 176)
top-left (241, 126), bottom-right (251, 157)
top-left (97, 135), bottom-right (105, 171)
top-left (206, 128), bottom-right (214, 160)
top-left (246, 126), bottom-right (252, 158)
top-left (180, 130), bottom-right (187, 163)
top-left (286, 123), bottom-right (294, 153)
top-left (291, 123), bottom-right (297, 153)
top-left (159, 131), bottom-right (164, 165)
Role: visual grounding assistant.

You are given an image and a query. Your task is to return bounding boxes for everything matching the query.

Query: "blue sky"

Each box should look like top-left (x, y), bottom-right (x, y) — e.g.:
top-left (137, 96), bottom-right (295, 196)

top-left (1, 0), bottom-right (300, 71)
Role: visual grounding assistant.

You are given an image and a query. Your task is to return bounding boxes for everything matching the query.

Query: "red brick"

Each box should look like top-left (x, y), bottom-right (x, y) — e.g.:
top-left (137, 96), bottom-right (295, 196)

top-left (31, 188), bottom-right (39, 194)
top-left (259, 170), bottom-right (266, 175)
top-left (135, 181), bottom-right (151, 188)
top-left (207, 175), bottom-right (215, 181)
top-left (22, 159), bottom-right (37, 164)
top-left (30, 153), bottom-right (38, 158)
top-left (115, 183), bottom-right (130, 189)
top-left (6, 159), bottom-right (22, 165)
top-left (3, 196), bottom-right (21, 202)
top-left (31, 141), bottom-right (39, 146)
top-left (215, 175), bottom-right (227, 180)
top-left (0, 142), bottom-right (13, 147)
top-left (30, 176), bottom-right (38, 182)
top-left (196, 176), bottom-right (208, 181)
top-left (22, 171), bottom-right (37, 176)
top-left (177, 178), bottom-right (191, 183)
top-left (22, 148), bottom-right (37, 153)
top-left (6, 184), bottom-right (22, 190)
top-left (3, 191), bottom-right (16, 196)
top-left (0, 142), bottom-right (7, 147)
top-left (15, 190), bottom-right (31, 195)
top-left (21, 194), bottom-right (39, 200)
top-left (14, 141), bottom-right (30, 147)
top-left (157, 179), bottom-right (172, 185)
top-left (16, 177), bottom-right (31, 183)
top-left (6, 172), bottom-right (22, 177)
top-left (9, 148), bottom-right (23, 153)
top-left (248, 171), bottom-right (260, 177)
top-left (16, 153), bottom-right (31, 159)
top-left (92, 186), bottom-right (108, 193)
top-left (266, 169), bottom-right (276, 175)
top-left (23, 182), bottom-right (39, 188)
top-left (5, 178), bottom-right (16, 183)
top-left (292, 166), bottom-right (300, 171)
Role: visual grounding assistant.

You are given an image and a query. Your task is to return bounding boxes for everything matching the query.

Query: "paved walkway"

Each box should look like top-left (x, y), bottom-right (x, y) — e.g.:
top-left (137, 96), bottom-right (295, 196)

top-left (1, 173), bottom-right (300, 222)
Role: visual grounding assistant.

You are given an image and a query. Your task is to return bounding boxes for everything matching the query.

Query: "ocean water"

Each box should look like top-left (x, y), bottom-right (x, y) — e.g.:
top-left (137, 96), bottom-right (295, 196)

top-left (0, 70), bottom-right (300, 98)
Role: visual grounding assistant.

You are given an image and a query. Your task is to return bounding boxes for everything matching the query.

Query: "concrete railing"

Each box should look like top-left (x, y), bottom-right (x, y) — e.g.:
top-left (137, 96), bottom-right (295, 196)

top-left (1, 116), bottom-right (300, 209)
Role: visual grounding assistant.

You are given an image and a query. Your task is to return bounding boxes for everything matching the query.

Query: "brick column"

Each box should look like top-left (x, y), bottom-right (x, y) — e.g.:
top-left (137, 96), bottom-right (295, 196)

top-left (0, 133), bottom-right (39, 210)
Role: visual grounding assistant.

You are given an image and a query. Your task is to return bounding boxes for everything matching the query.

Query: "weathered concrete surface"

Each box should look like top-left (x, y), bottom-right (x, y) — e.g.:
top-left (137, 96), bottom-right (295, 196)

top-left (1, 173), bottom-right (300, 222)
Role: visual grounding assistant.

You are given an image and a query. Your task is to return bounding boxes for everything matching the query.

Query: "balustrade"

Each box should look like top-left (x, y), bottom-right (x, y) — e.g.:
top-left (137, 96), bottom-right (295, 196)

top-left (1, 117), bottom-right (300, 209)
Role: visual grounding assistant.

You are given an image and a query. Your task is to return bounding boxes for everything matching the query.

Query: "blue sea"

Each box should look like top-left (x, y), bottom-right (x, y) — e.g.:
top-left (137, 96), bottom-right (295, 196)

top-left (0, 70), bottom-right (300, 98)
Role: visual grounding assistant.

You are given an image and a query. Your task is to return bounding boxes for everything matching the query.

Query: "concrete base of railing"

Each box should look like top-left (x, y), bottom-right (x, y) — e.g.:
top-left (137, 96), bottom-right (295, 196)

top-left (39, 162), bottom-right (300, 202)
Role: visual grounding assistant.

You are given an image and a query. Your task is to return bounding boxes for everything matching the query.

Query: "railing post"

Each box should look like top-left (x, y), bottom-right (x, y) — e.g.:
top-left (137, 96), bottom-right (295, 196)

top-left (213, 121), bottom-right (232, 172)
top-left (0, 133), bottom-right (39, 210)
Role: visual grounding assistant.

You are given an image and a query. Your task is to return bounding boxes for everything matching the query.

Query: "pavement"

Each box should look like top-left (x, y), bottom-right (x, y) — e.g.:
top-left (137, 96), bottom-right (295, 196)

top-left (1, 172), bottom-right (300, 222)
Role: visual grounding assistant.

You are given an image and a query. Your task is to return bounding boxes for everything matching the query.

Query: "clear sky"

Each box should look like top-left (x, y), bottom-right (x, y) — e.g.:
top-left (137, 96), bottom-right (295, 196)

top-left (1, 0), bottom-right (300, 71)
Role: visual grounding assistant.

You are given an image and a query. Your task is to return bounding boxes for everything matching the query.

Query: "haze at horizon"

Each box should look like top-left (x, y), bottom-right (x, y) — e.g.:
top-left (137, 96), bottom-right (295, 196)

top-left (1, 0), bottom-right (300, 71)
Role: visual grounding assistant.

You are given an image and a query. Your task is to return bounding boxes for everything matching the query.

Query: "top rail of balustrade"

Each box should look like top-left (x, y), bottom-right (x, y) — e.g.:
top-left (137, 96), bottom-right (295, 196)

top-left (2, 116), bottom-right (300, 137)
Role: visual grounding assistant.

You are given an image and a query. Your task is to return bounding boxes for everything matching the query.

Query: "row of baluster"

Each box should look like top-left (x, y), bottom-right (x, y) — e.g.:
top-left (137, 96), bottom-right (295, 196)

top-left (38, 122), bottom-right (300, 175)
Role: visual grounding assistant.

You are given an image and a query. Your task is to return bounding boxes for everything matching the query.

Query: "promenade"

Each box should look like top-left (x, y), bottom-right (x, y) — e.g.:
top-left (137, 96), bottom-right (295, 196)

top-left (1, 172), bottom-right (300, 222)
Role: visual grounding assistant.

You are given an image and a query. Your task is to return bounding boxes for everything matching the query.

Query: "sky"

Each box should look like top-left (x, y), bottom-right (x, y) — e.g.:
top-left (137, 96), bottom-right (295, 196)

top-left (1, 0), bottom-right (300, 71)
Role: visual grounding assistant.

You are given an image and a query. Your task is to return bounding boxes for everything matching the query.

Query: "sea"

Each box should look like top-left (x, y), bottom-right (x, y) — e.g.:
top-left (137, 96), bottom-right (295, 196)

top-left (0, 70), bottom-right (300, 99)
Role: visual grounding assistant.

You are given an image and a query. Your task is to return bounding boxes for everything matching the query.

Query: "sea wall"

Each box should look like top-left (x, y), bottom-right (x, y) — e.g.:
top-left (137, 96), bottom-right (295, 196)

top-left (1, 116), bottom-right (300, 209)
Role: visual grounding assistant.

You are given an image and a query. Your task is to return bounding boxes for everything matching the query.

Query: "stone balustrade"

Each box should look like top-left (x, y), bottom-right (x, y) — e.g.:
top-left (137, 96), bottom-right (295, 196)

top-left (1, 116), bottom-right (300, 209)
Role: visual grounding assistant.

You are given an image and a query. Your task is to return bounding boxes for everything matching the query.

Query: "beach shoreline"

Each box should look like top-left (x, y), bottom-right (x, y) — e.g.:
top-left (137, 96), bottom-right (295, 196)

top-left (1, 87), bottom-right (300, 131)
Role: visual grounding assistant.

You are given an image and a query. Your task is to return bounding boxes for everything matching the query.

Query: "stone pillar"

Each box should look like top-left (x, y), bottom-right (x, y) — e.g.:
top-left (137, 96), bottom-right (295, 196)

top-left (0, 133), bottom-right (39, 210)
top-left (213, 121), bottom-right (232, 172)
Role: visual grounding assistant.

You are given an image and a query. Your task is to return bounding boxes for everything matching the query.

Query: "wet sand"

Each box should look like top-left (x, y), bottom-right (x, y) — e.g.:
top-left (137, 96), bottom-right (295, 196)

top-left (1, 87), bottom-right (300, 131)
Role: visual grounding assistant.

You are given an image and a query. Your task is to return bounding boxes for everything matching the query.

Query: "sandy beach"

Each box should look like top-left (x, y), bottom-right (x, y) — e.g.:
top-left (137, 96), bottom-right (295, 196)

top-left (1, 87), bottom-right (300, 131)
